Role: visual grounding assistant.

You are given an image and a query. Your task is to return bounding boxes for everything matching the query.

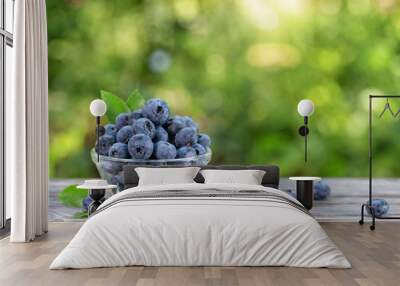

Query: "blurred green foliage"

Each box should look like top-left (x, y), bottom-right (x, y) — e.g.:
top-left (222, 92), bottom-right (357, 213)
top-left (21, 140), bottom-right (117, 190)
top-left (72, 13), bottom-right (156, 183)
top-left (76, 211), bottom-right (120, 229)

top-left (73, 211), bottom-right (89, 219)
top-left (58, 184), bottom-right (88, 218)
top-left (47, 0), bottom-right (400, 178)
top-left (58, 185), bottom-right (86, 208)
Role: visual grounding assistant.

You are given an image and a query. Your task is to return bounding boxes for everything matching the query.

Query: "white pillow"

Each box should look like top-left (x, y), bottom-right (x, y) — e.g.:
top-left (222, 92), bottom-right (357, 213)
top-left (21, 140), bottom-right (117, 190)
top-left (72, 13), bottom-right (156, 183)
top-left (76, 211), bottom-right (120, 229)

top-left (200, 169), bottom-right (266, 185)
top-left (135, 167), bottom-right (200, 186)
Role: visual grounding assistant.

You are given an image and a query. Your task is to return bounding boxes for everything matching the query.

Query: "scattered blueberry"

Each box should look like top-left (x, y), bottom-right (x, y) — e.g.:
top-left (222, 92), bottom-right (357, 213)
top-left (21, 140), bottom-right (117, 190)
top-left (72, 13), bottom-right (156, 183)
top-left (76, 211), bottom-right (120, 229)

top-left (142, 98), bottom-right (170, 125)
top-left (166, 116), bottom-right (186, 135)
top-left (116, 126), bottom-right (134, 144)
top-left (82, 196), bottom-right (93, 211)
top-left (177, 146), bottom-right (197, 158)
top-left (192, 143), bottom-right (206, 155)
top-left (314, 181), bottom-right (331, 200)
top-left (104, 124), bottom-right (117, 137)
top-left (366, 199), bottom-right (389, 217)
top-left (99, 161), bottom-right (123, 175)
top-left (115, 112), bottom-right (132, 129)
top-left (96, 135), bottom-right (115, 155)
top-left (128, 134), bottom-right (154, 159)
top-left (130, 109), bottom-right (143, 120)
top-left (154, 141), bottom-right (177, 159)
top-left (198, 133), bottom-right (211, 148)
top-left (175, 127), bottom-right (197, 147)
top-left (108, 143), bottom-right (129, 159)
top-left (96, 125), bottom-right (105, 136)
top-left (132, 118), bottom-right (156, 139)
top-left (154, 126), bottom-right (169, 142)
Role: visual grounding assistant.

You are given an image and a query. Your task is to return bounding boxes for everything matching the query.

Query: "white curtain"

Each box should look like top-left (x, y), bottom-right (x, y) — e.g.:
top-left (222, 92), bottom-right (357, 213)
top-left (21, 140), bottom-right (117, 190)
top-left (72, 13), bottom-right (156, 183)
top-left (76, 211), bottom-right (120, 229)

top-left (8, 0), bottom-right (49, 242)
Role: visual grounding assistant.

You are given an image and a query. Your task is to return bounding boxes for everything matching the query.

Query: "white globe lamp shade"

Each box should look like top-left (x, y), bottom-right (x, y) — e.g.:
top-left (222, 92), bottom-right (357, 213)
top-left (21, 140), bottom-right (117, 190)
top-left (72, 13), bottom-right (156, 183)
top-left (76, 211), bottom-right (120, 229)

top-left (297, 99), bottom-right (314, 117)
top-left (90, 99), bottom-right (107, 117)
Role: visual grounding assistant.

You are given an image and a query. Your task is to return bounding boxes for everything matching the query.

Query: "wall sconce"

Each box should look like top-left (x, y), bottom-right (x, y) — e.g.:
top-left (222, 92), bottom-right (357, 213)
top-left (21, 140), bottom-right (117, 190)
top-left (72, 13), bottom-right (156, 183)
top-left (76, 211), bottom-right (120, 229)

top-left (90, 99), bottom-right (107, 162)
top-left (297, 99), bottom-right (314, 162)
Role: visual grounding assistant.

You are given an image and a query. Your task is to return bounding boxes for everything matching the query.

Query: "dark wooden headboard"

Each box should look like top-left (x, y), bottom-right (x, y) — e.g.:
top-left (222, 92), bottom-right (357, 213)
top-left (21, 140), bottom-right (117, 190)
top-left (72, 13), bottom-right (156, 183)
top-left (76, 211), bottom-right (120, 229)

top-left (123, 165), bottom-right (280, 189)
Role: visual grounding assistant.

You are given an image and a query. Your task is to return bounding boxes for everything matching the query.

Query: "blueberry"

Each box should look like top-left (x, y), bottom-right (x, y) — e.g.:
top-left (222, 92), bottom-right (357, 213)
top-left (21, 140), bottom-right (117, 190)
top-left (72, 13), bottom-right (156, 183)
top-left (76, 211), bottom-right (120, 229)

top-left (166, 116), bottom-right (186, 135)
top-left (116, 126), bottom-right (134, 144)
top-left (177, 146), bottom-right (197, 158)
top-left (130, 109), bottom-right (143, 120)
top-left (108, 143), bottom-right (129, 159)
top-left (175, 127), bottom-right (197, 147)
top-left (192, 143), bottom-right (206, 155)
top-left (99, 161), bottom-right (123, 175)
top-left (104, 124), bottom-right (117, 137)
top-left (142, 98), bottom-right (169, 125)
top-left (95, 135), bottom-right (115, 155)
top-left (183, 116), bottom-right (198, 130)
top-left (366, 199), bottom-right (389, 217)
top-left (128, 134), bottom-right (154, 159)
top-left (314, 181), bottom-right (331, 200)
top-left (132, 118), bottom-right (156, 139)
top-left (154, 126), bottom-right (169, 142)
top-left (154, 141), bottom-right (177, 159)
top-left (82, 196), bottom-right (93, 211)
top-left (115, 112), bottom-right (132, 129)
top-left (198, 133), bottom-right (211, 148)
top-left (96, 125), bottom-right (105, 136)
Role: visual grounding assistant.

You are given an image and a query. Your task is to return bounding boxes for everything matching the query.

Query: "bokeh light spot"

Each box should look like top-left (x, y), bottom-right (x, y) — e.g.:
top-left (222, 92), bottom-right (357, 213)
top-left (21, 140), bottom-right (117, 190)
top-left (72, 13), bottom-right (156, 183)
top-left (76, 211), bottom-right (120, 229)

top-left (246, 43), bottom-right (301, 69)
top-left (318, 0), bottom-right (342, 15)
top-left (174, 0), bottom-right (199, 22)
top-left (149, 49), bottom-right (172, 73)
top-left (240, 0), bottom-right (279, 31)
top-left (275, 0), bottom-right (309, 15)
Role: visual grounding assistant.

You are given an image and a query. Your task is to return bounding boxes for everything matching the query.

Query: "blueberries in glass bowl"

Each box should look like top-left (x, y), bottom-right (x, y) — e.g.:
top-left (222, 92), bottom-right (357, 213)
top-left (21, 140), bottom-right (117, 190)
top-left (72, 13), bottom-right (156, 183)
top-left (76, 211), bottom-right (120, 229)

top-left (92, 97), bottom-right (212, 192)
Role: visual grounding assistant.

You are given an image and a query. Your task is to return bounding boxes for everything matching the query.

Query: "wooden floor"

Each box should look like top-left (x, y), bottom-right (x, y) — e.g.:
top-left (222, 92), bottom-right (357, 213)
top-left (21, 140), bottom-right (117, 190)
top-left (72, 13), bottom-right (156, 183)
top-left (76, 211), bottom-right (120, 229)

top-left (0, 222), bottom-right (399, 286)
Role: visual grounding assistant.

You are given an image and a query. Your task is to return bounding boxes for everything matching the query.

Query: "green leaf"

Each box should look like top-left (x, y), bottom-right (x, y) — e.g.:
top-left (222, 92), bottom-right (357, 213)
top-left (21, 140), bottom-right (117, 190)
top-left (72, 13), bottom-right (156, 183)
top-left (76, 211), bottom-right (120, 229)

top-left (73, 211), bottom-right (88, 219)
top-left (58, 184), bottom-right (87, 208)
top-left (126, 89), bottom-right (144, 111)
top-left (100, 90), bottom-right (130, 122)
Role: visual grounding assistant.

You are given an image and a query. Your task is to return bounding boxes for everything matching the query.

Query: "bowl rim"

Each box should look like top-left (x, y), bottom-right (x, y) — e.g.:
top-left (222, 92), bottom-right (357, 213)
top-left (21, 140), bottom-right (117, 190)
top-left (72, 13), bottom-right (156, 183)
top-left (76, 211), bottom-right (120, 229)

top-left (91, 147), bottom-right (212, 163)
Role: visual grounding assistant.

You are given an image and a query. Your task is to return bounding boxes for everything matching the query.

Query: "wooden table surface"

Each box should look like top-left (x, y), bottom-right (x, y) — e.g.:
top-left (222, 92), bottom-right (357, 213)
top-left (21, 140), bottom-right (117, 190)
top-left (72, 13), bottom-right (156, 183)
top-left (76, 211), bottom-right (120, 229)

top-left (49, 178), bottom-right (400, 222)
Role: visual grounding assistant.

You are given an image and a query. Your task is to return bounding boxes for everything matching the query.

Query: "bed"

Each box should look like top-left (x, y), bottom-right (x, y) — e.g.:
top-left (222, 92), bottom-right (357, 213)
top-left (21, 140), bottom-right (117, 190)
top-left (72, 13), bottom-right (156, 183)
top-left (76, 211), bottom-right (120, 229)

top-left (50, 165), bottom-right (350, 269)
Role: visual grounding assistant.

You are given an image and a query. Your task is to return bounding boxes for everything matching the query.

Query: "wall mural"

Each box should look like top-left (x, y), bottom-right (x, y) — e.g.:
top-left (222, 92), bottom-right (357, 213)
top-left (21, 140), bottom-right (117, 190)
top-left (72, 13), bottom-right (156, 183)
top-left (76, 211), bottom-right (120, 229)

top-left (47, 0), bottom-right (400, 179)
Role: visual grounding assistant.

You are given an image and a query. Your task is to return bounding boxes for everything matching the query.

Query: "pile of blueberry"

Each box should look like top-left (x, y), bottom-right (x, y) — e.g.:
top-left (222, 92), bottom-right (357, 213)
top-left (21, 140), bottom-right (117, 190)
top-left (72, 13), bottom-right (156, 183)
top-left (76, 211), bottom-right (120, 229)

top-left (95, 98), bottom-right (211, 160)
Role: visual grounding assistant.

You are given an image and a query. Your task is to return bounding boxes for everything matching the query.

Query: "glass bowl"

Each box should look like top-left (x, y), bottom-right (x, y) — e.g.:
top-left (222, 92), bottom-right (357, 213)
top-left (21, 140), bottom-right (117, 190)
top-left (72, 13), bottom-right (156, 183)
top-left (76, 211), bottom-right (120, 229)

top-left (90, 148), bottom-right (212, 191)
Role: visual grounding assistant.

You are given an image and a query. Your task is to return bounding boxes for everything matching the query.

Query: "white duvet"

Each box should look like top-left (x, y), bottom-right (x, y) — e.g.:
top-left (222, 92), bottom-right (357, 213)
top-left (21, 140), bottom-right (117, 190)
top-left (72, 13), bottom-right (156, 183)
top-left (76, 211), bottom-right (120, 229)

top-left (50, 183), bottom-right (350, 269)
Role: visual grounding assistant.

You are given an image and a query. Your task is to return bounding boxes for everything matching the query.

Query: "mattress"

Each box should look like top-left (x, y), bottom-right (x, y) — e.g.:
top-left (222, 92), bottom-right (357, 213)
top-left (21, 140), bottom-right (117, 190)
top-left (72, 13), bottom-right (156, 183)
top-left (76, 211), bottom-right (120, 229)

top-left (50, 183), bottom-right (351, 269)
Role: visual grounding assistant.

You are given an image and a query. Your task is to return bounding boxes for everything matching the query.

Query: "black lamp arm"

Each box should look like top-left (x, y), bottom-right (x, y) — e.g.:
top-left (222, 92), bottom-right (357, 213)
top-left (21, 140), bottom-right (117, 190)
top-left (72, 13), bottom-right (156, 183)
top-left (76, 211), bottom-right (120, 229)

top-left (298, 116), bottom-right (309, 162)
top-left (96, 116), bottom-right (100, 162)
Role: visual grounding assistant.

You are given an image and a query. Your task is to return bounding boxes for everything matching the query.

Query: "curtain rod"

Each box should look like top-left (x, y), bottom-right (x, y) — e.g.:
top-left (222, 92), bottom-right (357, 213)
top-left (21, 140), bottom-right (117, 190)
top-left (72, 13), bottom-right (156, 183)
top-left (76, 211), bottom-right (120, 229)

top-left (369, 95), bottom-right (400, 98)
